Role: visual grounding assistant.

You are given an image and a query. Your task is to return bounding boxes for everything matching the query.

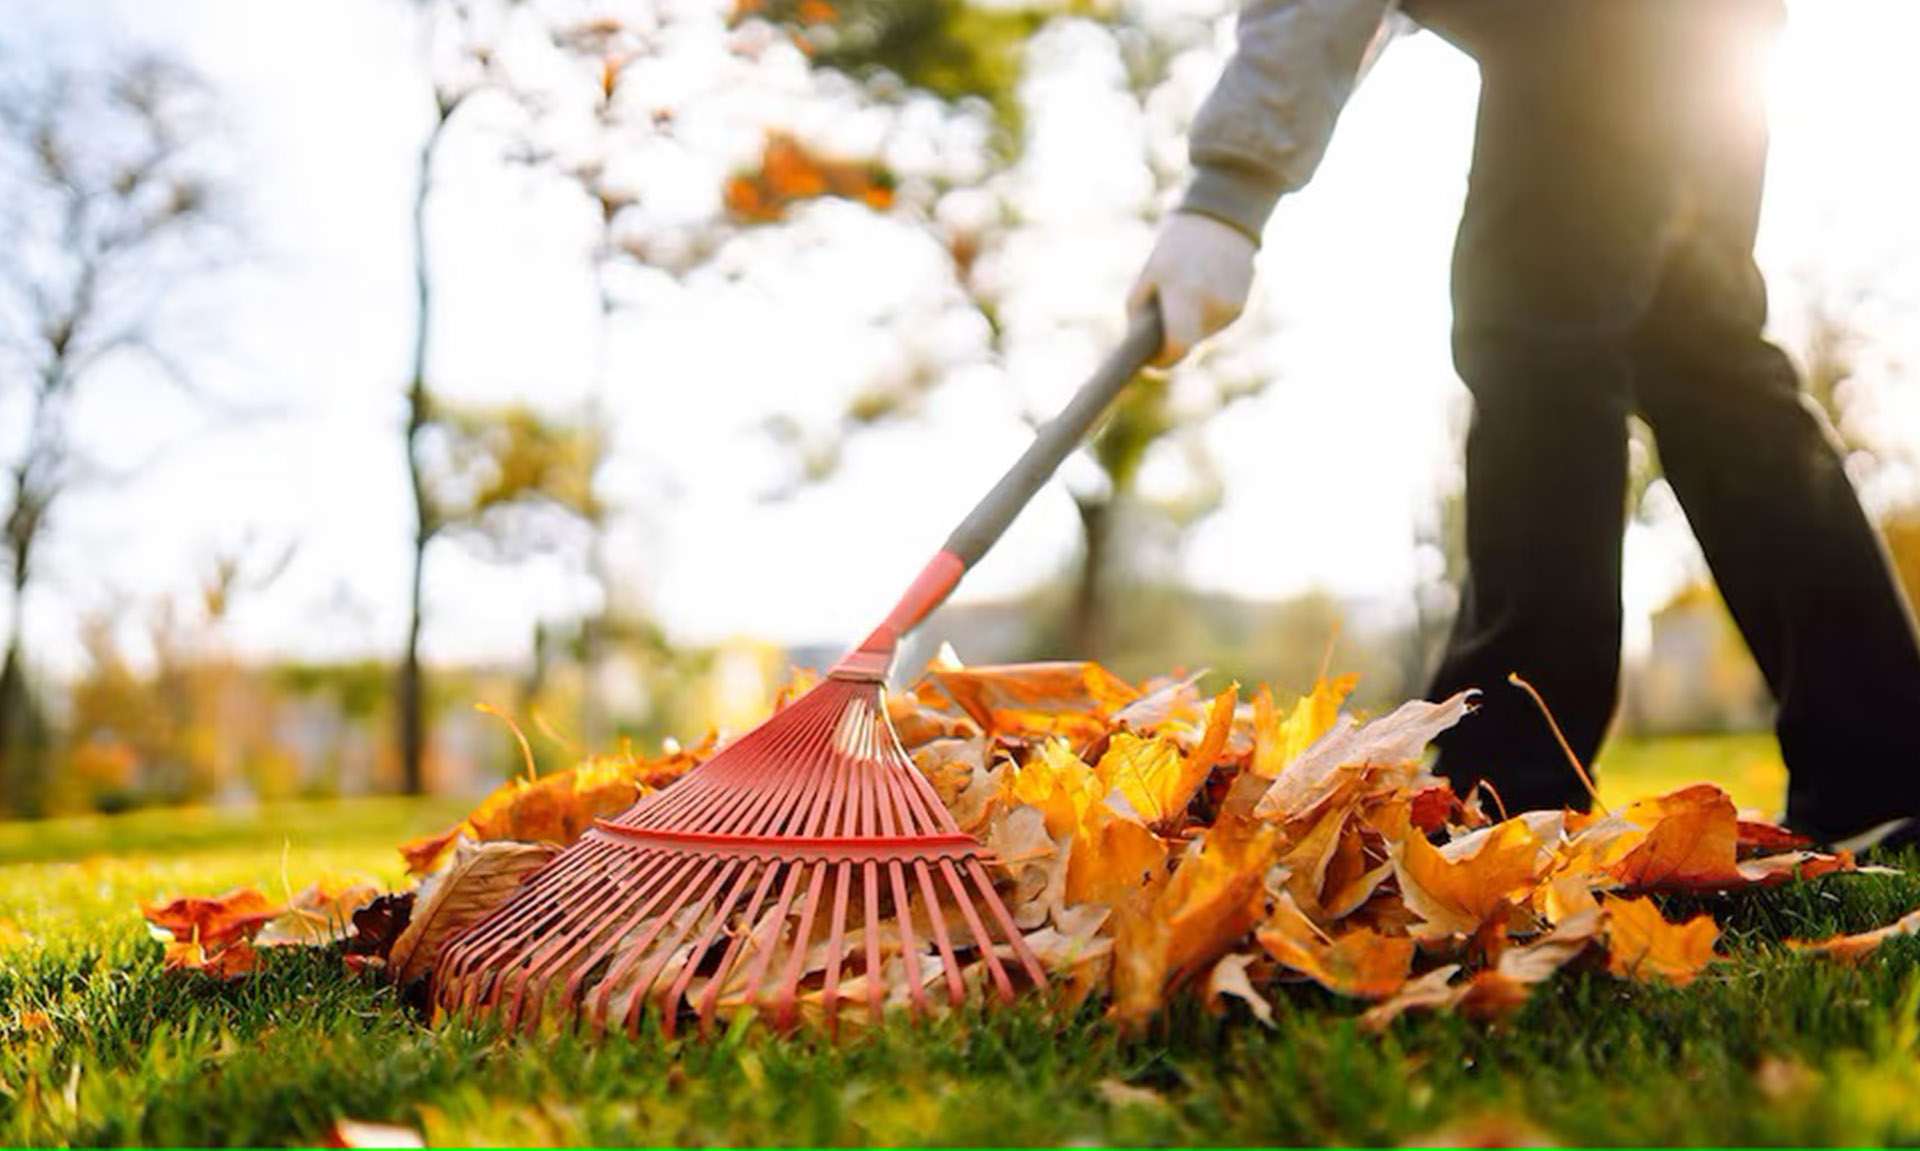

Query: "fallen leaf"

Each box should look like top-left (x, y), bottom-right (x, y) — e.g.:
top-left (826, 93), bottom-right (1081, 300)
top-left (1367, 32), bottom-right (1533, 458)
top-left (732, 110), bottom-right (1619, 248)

top-left (389, 839), bottom-right (559, 986)
top-left (1255, 692), bottom-right (1473, 823)
top-left (1392, 815), bottom-right (1546, 941)
top-left (1110, 820), bottom-right (1283, 1027)
top-left (324, 1118), bottom-right (426, 1149)
top-left (1790, 905), bottom-right (1920, 964)
top-left (1206, 952), bottom-right (1275, 1025)
top-left (1601, 894), bottom-right (1718, 985)
top-left (935, 661), bottom-right (1141, 745)
top-left (1257, 893), bottom-right (1413, 1000)
top-left (142, 888), bottom-right (284, 979)
top-left (257, 881), bottom-right (382, 947)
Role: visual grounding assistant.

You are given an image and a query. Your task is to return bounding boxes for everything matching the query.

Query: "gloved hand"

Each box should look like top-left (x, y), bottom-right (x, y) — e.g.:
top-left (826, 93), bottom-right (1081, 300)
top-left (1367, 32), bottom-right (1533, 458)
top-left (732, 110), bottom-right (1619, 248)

top-left (1128, 211), bottom-right (1257, 366)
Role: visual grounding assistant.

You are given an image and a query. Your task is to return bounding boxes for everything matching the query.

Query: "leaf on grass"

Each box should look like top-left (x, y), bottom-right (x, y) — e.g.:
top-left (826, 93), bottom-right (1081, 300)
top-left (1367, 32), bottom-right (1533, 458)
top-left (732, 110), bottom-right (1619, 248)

top-left (1257, 892), bottom-right (1413, 1000)
top-left (1606, 784), bottom-right (1743, 889)
top-left (1601, 894), bottom-right (1718, 985)
top-left (142, 888), bottom-right (284, 978)
top-left (1790, 905), bottom-right (1920, 964)
top-left (389, 839), bottom-right (558, 986)
top-left (343, 892), bottom-right (417, 973)
top-left (1359, 964), bottom-right (1464, 1030)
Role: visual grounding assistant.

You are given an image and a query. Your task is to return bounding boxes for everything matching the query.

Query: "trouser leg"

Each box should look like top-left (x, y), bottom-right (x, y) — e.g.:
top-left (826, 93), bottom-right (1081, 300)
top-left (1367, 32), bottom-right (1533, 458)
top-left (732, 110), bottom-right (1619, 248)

top-left (1424, 7), bottom-right (1686, 812)
top-left (1625, 30), bottom-right (1920, 839)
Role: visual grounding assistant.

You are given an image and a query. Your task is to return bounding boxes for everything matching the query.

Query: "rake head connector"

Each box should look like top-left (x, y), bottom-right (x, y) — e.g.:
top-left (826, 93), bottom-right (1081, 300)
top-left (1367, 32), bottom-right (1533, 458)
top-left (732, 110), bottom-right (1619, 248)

top-left (433, 662), bottom-right (1045, 1036)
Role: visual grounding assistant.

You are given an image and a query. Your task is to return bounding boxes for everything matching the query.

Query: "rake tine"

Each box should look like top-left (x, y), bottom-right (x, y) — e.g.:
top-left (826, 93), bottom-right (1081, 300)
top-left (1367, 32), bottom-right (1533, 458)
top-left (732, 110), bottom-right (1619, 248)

top-left (616, 859), bottom-right (746, 1038)
top-left (658, 860), bottom-right (764, 1039)
top-left (565, 853), bottom-right (716, 1035)
top-left (963, 858), bottom-right (1027, 1001)
top-left (577, 855), bottom-right (718, 1033)
top-left (731, 859), bottom-right (809, 1026)
top-left (912, 858), bottom-right (967, 1009)
top-left (862, 859), bottom-right (888, 1021)
top-left (888, 860), bottom-right (927, 1018)
top-left (823, 860), bottom-right (853, 1038)
top-left (681, 861), bottom-right (778, 1037)
top-left (770, 860), bottom-right (831, 1031)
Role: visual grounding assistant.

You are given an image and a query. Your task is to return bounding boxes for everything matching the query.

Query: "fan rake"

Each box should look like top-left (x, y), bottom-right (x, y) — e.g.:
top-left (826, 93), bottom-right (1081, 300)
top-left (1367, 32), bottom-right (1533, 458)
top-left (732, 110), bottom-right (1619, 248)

top-left (434, 307), bottom-right (1163, 1035)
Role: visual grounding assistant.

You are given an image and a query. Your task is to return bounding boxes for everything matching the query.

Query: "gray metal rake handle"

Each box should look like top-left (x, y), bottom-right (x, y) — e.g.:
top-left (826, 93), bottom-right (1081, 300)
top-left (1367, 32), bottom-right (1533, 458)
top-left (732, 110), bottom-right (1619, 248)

top-left (833, 303), bottom-right (1164, 677)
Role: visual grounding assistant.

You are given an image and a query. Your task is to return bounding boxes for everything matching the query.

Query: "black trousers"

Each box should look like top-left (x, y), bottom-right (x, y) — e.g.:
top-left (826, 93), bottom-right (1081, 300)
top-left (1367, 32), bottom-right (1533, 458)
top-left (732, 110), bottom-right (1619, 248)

top-left (1416, 0), bottom-right (1920, 838)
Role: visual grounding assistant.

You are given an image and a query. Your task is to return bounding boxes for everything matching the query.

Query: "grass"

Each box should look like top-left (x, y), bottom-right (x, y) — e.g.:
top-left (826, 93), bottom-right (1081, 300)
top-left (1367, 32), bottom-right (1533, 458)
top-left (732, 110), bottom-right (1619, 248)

top-left (3, 736), bottom-right (1919, 1146)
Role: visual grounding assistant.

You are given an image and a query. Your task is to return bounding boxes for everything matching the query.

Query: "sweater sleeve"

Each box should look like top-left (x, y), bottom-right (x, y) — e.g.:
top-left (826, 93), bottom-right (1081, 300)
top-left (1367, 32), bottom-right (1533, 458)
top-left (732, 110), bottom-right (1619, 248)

top-left (1179, 0), bottom-right (1397, 242)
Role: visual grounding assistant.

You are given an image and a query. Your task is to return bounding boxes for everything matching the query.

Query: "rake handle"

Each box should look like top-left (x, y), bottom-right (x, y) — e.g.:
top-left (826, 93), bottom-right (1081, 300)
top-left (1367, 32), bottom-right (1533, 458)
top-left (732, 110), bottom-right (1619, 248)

top-left (833, 304), bottom-right (1164, 678)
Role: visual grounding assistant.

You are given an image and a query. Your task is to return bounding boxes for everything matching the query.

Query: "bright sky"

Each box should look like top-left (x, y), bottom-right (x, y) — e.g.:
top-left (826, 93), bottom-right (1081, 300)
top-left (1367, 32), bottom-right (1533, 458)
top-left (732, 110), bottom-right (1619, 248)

top-left (8, 0), bottom-right (1920, 678)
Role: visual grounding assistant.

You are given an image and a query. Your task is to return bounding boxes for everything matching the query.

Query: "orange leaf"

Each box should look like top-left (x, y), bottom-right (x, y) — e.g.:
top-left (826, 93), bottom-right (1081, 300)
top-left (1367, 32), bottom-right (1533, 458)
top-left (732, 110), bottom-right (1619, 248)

top-left (142, 888), bottom-right (283, 978)
top-left (1392, 815), bottom-right (1547, 941)
top-left (934, 661), bottom-right (1141, 745)
top-left (1066, 803), bottom-right (1171, 908)
top-left (1110, 820), bottom-right (1283, 1027)
top-left (1601, 894), bottom-right (1718, 985)
top-left (1606, 784), bottom-right (1743, 889)
top-left (1790, 905), bottom-right (1920, 964)
top-left (1257, 894), bottom-right (1413, 1000)
top-left (1251, 675), bottom-right (1358, 779)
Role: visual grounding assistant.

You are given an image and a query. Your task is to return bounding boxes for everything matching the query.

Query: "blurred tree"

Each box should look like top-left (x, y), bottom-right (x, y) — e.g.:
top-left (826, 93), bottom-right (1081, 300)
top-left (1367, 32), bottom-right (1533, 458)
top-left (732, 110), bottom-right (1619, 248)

top-left (741, 0), bottom-right (1282, 661)
top-left (398, 0), bottom-right (605, 792)
top-left (0, 53), bottom-right (228, 816)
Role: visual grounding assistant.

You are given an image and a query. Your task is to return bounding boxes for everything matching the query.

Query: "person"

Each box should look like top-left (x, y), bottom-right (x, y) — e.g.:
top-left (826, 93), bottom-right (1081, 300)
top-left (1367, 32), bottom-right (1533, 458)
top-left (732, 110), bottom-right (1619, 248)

top-left (1130, 0), bottom-right (1920, 847)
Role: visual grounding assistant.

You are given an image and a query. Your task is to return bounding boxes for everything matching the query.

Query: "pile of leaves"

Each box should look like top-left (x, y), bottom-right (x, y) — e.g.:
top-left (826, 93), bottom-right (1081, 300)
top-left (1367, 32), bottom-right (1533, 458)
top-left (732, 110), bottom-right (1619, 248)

top-left (142, 658), bottom-right (1917, 1031)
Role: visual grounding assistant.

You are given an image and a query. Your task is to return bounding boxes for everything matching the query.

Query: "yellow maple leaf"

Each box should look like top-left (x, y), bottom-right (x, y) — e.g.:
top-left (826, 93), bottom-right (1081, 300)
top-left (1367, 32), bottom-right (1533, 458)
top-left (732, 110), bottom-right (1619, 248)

top-left (1250, 675), bottom-right (1358, 779)
top-left (1004, 738), bottom-right (1105, 841)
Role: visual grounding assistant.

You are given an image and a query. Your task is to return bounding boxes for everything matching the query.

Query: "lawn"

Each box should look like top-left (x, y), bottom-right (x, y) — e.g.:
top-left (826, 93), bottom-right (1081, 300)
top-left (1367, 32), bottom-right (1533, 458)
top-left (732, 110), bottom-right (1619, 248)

top-left (5, 736), bottom-right (1920, 1146)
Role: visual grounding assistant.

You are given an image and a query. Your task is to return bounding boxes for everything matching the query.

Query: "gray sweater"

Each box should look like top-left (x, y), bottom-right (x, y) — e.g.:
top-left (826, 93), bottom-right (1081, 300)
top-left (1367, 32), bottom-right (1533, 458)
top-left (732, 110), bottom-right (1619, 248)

top-left (1178, 0), bottom-right (1401, 244)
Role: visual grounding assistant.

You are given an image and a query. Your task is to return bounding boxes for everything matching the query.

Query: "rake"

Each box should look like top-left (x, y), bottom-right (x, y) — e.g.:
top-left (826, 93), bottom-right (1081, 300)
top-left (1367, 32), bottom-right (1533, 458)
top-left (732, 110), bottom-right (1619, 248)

top-left (434, 307), bottom-right (1164, 1035)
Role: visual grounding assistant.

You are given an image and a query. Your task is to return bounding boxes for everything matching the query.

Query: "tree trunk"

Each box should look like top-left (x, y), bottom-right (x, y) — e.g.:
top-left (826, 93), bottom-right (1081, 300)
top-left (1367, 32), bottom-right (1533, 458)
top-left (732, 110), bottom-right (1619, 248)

top-left (1069, 495), bottom-right (1114, 658)
top-left (398, 107), bottom-right (452, 796)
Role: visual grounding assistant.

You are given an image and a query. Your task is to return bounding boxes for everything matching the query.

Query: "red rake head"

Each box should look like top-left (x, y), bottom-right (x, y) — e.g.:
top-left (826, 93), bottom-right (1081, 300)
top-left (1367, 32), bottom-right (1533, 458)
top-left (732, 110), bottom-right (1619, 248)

top-left (432, 669), bottom-right (1046, 1035)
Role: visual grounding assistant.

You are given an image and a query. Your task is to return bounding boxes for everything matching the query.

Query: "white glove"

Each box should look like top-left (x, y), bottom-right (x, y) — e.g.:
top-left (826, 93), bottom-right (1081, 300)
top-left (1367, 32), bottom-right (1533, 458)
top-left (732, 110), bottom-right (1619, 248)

top-left (1128, 211), bottom-right (1257, 367)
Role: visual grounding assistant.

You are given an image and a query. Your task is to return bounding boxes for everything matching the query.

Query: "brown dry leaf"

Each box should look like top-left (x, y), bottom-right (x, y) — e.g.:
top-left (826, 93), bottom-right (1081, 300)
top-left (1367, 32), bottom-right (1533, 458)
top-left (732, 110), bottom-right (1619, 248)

top-left (983, 803), bottom-right (1066, 929)
top-left (142, 888), bottom-right (284, 978)
top-left (1601, 894), bottom-right (1718, 985)
top-left (1790, 905), bottom-right (1920, 963)
top-left (1257, 893), bottom-right (1414, 1000)
top-left (934, 661), bottom-right (1141, 744)
top-left (389, 839), bottom-right (559, 986)
top-left (257, 880), bottom-right (382, 947)
top-left (1392, 815), bottom-right (1547, 941)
